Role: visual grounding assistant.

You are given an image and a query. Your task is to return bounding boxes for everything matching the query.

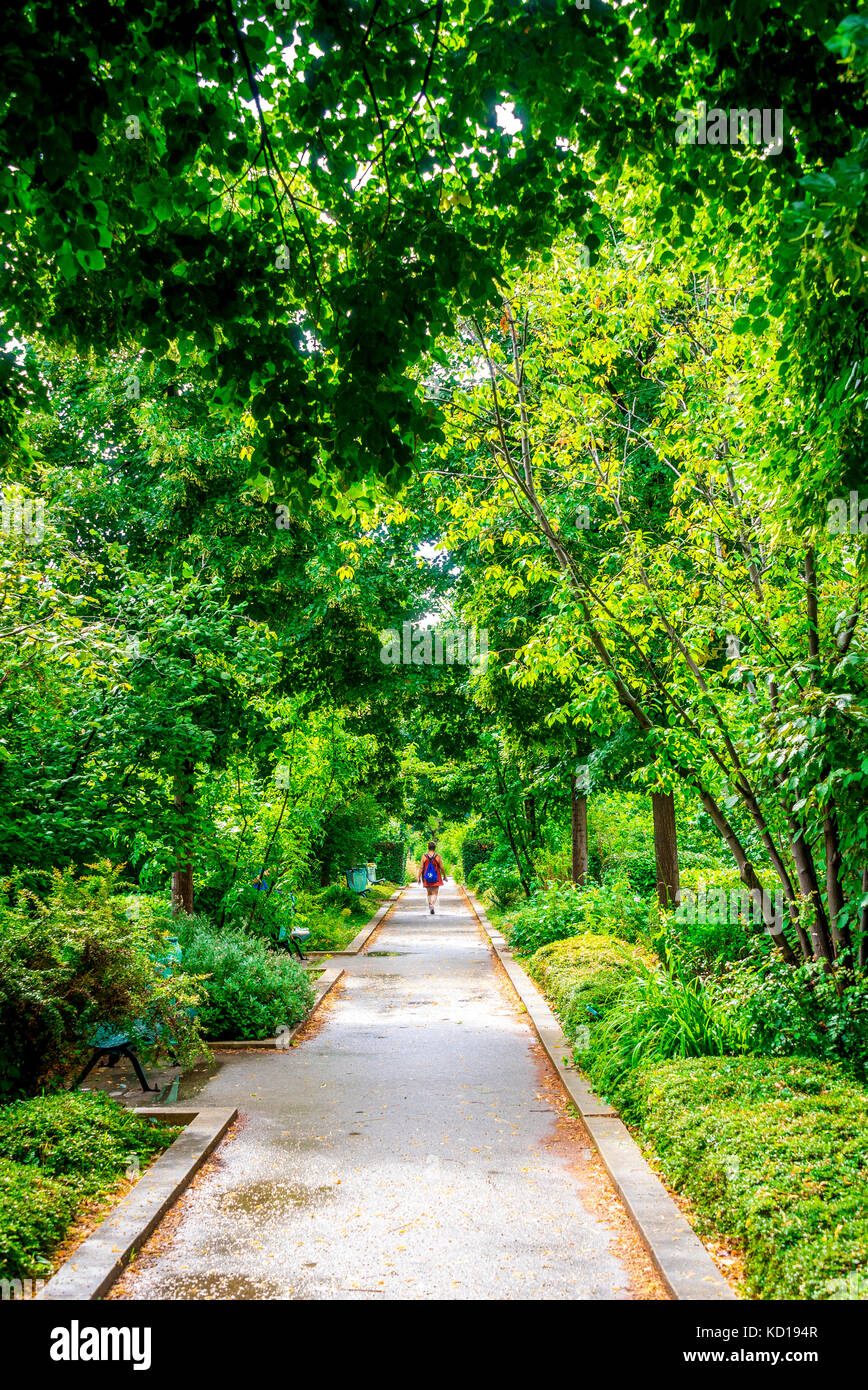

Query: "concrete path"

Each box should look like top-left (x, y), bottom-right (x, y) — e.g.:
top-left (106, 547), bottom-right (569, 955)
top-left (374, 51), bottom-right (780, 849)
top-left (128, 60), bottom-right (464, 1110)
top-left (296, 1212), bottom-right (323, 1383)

top-left (110, 883), bottom-right (662, 1301)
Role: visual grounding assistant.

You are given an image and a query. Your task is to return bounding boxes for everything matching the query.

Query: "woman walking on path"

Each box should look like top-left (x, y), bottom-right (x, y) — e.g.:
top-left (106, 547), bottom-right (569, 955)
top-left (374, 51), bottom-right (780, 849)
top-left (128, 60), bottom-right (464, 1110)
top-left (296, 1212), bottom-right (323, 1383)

top-left (418, 841), bottom-right (446, 915)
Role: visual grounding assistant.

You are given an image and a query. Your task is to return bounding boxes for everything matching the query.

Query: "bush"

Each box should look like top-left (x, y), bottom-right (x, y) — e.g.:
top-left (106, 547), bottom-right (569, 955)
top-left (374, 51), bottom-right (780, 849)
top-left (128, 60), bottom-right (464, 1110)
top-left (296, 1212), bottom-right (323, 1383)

top-left (369, 840), bottom-right (407, 885)
top-left (506, 879), bottom-right (650, 956)
top-left (587, 793), bottom-right (658, 895)
top-left (462, 838), bottom-right (495, 882)
top-left (317, 883), bottom-right (369, 915)
top-left (720, 942), bottom-right (868, 1080)
top-left (0, 864), bottom-right (202, 1099)
top-left (219, 880), bottom-right (299, 944)
top-left (468, 842), bottom-right (525, 910)
top-left (0, 1158), bottom-right (77, 1280)
top-left (525, 933), bottom-right (651, 1042)
top-left (588, 964), bottom-right (749, 1102)
top-left (178, 928), bottom-right (314, 1040)
top-left (0, 1090), bottom-right (180, 1280)
top-left (663, 864), bottom-right (760, 973)
top-left (0, 1091), bottom-right (174, 1191)
top-left (620, 1055), bottom-right (868, 1299)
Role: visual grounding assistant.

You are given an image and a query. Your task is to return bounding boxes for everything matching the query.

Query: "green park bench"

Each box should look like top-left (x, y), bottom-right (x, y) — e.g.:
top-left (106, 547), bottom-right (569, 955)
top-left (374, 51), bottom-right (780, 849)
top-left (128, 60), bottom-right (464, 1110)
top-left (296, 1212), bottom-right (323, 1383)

top-left (254, 881), bottom-right (311, 960)
top-left (343, 862), bottom-right (387, 894)
top-left (276, 918), bottom-right (312, 961)
top-left (73, 937), bottom-right (188, 1094)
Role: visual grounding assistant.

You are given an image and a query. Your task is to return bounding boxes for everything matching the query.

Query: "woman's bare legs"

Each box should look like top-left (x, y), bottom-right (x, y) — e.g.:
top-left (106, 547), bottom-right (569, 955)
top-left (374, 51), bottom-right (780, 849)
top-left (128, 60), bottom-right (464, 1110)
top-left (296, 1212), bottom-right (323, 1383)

top-left (426, 885), bottom-right (440, 914)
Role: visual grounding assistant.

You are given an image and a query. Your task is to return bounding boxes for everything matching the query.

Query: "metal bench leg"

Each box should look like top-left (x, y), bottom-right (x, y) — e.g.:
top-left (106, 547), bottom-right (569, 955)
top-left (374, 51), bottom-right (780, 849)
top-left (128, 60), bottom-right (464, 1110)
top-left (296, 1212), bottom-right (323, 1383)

top-left (291, 936), bottom-right (306, 962)
top-left (120, 1045), bottom-right (159, 1093)
top-left (71, 1049), bottom-right (104, 1090)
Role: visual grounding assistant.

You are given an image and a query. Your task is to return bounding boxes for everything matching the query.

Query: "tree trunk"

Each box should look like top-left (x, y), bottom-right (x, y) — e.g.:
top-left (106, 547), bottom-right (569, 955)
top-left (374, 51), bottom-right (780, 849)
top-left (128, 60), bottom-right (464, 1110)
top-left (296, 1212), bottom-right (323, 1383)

top-left (788, 818), bottom-right (836, 968)
top-left (860, 867), bottom-right (868, 972)
top-left (571, 777), bottom-right (588, 886)
top-left (652, 791), bottom-right (680, 909)
top-left (171, 759), bottom-right (195, 916)
top-left (824, 810), bottom-right (851, 959)
top-left (524, 794), bottom-right (538, 848)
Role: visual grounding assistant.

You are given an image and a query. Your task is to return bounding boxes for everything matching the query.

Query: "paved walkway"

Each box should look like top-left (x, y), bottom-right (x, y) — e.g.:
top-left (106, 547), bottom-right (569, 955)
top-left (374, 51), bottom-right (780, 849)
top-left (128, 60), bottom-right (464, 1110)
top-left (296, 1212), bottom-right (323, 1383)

top-left (111, 883), bottom-right (661, 1300)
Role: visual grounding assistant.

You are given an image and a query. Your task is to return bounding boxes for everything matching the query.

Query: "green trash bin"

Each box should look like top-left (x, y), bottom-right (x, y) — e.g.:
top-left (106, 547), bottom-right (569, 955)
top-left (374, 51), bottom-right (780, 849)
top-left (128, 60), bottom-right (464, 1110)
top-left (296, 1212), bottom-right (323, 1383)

top-left (365, 862), bottom-right (376, 884)
top-left (343, 865), bottom-right (369, 893)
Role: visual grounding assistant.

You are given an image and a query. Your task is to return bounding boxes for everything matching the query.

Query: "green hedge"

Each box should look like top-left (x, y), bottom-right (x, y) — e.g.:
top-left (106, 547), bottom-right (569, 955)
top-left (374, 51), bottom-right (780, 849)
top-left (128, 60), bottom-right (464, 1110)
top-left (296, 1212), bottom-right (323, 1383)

top-left (506, 880), bottom-right (650, 956)
top-left (525, 933), bottom-right (652, 1041)
top-left (617, 1056), bottom-right (868, 1300)
top-left (461, 838), bottom-right (495, 882)
top-left (178, 928), bottom-right (314, 1041)
top-left (369, 840), bottom-right (407, 885)
top-left (525, 936), bottom-right (868, 1299)
top-left (0, 1091), bottom-right (180, 1280)
top-left (0, 1090), bottom-right (176, 1189)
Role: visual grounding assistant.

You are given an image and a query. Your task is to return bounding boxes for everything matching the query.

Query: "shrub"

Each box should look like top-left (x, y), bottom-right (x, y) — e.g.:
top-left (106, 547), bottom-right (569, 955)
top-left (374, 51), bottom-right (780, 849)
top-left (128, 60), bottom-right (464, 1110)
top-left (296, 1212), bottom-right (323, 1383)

top-left (621, 1055), bottom-right (868, 1299)
top-left (663, 864), bottom-right (760, 973)
top-left (0, 1158), bottom-right (77, 1280)
top-left (0, 1091), bottom-right (175, 1192)
top-left (461, 838), bottom-right (495, 883)
top-left (369, 840), bottom-right (407, 885)
top-left (588, 964), bottom-right (749, 1102)
top-left (525, 933), bottom-right (651, 1042)
top-left (0, 864), bottom-right (203, 1099)
top-left (317, 883), bottom-right (369, 915)
top-left (213, 876), bottom-right (300, 945)
top-left (468, 842), bottom-right (525, 909)
top-left (587, 793), bottom-right (658, 895)
top-left (179, 928), bottom-right (314, 1040)
top-left (506, 879), bottom-right (650, 956)
top-left (720, 942), bottom-right (868, 1080)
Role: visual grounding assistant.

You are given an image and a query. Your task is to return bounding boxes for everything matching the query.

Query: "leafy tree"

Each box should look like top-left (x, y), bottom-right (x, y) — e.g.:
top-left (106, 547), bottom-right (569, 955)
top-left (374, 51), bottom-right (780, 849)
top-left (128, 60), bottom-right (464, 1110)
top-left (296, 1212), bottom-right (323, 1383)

top-left (430, 220), bottom-right (868, 969)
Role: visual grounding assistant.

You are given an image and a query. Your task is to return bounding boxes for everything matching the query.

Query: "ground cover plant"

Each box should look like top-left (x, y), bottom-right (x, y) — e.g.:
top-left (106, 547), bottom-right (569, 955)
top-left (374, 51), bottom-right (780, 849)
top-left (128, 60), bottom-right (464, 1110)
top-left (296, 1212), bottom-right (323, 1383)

top-left (614, 1056), bottom-right (868, 1301)
top-left (0, 1091), bottom-right (181, 1281)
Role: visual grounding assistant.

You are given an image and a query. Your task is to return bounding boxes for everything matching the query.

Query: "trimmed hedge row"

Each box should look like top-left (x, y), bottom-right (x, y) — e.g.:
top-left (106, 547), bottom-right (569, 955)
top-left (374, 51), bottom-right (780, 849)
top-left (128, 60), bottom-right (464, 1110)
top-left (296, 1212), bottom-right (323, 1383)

top-left (618, 1056), bottom-right (868, 1301)
top-left (524, 932), bottom-right (654, 1040)
top-left (522, 933), bottom-right (868, 1300)
top-left (369, 840), bottom-right (407, 885)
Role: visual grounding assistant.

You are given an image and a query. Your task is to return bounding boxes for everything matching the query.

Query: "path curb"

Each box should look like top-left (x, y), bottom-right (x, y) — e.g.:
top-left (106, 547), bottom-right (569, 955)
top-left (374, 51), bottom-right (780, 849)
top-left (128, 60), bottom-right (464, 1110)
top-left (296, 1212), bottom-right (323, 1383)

top-left (36, 1106), bottom-right (237, 1301)
top-left (460, 886), bottom-right (737, 1302)
top-left (305, 887), bottom-right (404, 959)
top-left (208, 966), bottom-right (345, 1049)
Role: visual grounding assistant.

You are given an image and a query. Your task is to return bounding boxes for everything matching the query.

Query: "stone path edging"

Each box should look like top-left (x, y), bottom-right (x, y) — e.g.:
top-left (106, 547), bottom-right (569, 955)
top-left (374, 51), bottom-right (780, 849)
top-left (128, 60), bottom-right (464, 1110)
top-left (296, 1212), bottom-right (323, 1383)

top-left (36, 1106), bottom-right (237, 1301)
top-left (460, 885), bottom-right (737, 1302)
top-left (306, 887), bottom-right (404, 958)
top-left (207, 965), bottom-right (344, 1049)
